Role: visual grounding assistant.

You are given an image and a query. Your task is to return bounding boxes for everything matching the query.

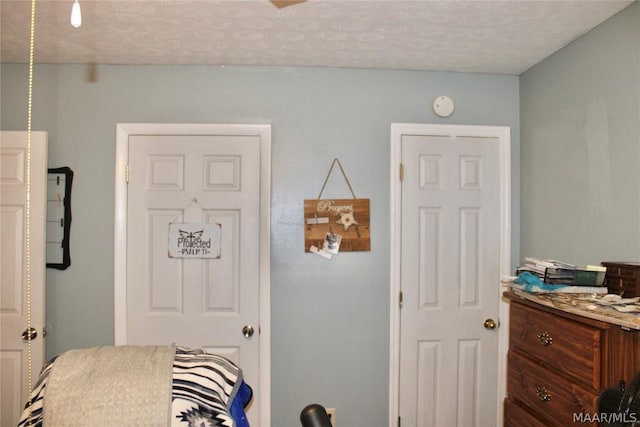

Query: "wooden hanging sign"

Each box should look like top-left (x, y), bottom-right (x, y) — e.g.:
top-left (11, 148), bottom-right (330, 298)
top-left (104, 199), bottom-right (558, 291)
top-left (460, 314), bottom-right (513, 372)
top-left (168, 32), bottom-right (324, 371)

top-left (304, 198), bottom-right (370, 252)
top-left (305, 159), bottom-right (371, 254)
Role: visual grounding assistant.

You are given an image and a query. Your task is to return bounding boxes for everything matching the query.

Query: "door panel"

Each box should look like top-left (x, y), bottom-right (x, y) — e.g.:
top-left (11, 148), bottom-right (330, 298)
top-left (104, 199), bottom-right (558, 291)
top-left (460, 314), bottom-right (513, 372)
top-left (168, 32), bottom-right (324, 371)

top-left (116, 125), bottom-right (270, 426)
top-left (393, 125), bottom-right (510, 427)
top-left (126, 134), bottom-right (259, 365)
top-left (0, 131), bottom-right (47, 426)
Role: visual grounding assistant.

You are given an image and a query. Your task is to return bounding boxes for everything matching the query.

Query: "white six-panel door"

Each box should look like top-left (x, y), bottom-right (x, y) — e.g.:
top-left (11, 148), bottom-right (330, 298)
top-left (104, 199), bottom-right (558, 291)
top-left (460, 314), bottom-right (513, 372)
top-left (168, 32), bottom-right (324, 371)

top-left (390, 124), bottom-right (511, 427)
top-left (0, 131), bottom-right (47, 426)
top-left (114, 124), bottom-right (270, 427)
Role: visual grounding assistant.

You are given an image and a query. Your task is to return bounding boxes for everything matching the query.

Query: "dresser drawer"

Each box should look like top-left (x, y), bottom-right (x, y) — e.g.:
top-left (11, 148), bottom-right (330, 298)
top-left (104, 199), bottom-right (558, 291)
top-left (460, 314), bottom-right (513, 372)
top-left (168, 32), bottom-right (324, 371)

top-left (504, 398), bottom-right (548, 427)
top-left (507, 351), bottom-right (598, 426)
top-left (509, 302), bottom-right (601, 390)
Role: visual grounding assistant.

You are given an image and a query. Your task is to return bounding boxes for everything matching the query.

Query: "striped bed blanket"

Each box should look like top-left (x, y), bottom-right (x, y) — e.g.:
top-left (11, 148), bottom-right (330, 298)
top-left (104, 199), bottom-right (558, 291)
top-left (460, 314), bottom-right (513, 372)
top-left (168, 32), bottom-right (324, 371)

top-left (17, 346), bottom-right (252, 427)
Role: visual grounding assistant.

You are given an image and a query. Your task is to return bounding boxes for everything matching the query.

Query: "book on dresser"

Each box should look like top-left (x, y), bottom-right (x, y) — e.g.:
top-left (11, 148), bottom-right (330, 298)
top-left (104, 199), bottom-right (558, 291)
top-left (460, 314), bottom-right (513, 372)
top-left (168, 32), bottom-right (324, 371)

top-left (516, 257), bottom-right (606, 287)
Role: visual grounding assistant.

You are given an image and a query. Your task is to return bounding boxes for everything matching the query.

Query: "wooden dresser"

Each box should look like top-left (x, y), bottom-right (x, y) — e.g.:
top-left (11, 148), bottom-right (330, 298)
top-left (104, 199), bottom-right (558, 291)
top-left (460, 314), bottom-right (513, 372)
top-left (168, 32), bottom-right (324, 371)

top-left (504, 291), bottom-right (640, 426)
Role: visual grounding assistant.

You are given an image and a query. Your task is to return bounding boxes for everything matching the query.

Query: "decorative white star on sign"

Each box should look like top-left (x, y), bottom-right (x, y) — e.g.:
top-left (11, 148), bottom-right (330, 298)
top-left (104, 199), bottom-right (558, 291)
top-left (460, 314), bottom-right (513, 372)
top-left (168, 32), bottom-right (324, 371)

top-left (336, 210), bottom-right (359, 231)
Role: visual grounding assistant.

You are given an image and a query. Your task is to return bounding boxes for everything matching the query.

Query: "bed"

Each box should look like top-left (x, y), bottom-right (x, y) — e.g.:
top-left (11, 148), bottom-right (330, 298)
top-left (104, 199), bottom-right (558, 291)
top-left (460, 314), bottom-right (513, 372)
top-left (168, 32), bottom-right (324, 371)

top-left (17, 345), bottom-right (253, 427)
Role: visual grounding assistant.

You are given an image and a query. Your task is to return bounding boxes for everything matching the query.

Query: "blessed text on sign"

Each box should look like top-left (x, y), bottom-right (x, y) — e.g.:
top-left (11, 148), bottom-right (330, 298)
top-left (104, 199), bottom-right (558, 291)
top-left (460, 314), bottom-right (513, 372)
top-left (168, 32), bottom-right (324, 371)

top-left (168, 223), bottom-right (221, 259)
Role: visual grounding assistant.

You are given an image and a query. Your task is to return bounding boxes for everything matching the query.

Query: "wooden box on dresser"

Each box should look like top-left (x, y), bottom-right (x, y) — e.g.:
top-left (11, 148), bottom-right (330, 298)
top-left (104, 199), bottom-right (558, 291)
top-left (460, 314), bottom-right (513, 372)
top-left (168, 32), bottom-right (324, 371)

top-left (504, 291), bottom-right (640, 427)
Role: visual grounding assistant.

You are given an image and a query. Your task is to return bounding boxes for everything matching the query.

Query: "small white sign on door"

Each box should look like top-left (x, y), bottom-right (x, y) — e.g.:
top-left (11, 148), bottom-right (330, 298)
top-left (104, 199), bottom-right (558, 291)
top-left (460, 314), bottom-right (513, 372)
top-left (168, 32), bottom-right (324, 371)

top-left (168, 223), bottom-right (221, 259)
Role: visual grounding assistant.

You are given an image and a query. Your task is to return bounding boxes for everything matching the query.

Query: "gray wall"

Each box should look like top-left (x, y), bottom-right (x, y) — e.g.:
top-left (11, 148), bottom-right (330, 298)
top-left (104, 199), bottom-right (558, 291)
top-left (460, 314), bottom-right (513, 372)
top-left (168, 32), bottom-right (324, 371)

top-left (520, 2), bottom-right (640, 265)
top-left (1, 65), bottom-right (520, 426)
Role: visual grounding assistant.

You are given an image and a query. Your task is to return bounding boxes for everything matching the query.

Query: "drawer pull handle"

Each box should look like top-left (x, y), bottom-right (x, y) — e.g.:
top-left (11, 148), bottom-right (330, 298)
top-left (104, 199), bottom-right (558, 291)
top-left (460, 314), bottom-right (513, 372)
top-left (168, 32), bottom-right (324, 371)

top-left (536, 386), bottom-right (552, 402)
top-left (536, 331), bottom-right (553, 346)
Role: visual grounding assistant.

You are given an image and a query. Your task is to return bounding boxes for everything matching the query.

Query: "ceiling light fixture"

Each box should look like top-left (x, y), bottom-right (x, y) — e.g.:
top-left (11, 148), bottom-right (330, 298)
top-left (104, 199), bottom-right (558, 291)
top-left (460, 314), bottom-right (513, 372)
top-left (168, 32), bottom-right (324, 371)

top-left (70, 0), bottom-right (81, 28)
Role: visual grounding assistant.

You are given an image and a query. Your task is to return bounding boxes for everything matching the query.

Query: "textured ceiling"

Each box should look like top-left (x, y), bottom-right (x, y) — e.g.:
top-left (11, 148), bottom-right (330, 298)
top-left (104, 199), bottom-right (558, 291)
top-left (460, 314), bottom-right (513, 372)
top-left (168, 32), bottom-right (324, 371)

top-left (0, 0), bottom-right (634, 75)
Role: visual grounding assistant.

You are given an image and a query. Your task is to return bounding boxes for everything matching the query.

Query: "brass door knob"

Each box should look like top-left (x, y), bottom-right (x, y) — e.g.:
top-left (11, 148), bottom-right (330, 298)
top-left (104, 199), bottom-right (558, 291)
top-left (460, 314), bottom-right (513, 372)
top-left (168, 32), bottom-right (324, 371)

top-left (242, 325), bottom-right (254, 338)
top-left (483, 318), bottom-right (497, 330)
top-left (21, 327), bottom-right (37, 341)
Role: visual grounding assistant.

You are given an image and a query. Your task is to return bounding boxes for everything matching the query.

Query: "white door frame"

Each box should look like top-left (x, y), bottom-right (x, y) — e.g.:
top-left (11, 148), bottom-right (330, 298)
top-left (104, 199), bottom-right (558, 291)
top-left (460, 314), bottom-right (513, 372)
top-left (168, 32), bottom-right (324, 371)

top-left (114, 123), bottom-right (271, 426)
top-left (389, 123), bottom-right (511, 427)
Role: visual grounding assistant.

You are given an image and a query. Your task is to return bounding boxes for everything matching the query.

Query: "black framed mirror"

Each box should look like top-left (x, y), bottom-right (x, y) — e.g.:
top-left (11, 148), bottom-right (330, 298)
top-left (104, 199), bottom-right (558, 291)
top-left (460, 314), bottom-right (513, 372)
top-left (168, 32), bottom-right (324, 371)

top-left (46, 167), bottom-right (73, 270)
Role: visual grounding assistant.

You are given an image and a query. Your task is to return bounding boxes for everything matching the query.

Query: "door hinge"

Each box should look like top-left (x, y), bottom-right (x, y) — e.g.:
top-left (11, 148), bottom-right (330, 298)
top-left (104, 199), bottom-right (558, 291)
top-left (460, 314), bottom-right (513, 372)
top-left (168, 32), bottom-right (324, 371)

top-left (125, 164), bottom-right (129, 183)
top-left (399, 291), bottom-right (403, 308)
top-left (399, 162), bottom-right (404, 182)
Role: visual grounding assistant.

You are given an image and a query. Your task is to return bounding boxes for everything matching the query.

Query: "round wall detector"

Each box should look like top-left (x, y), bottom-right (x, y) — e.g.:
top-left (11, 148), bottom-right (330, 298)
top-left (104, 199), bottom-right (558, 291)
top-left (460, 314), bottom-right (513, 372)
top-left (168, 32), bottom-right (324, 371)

top-left (433, 95), bottom-right (454, 117)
